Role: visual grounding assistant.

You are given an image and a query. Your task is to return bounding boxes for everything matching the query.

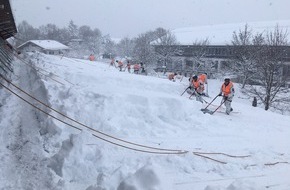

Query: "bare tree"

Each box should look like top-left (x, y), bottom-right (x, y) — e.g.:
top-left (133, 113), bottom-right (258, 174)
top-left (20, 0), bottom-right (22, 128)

top-left (244, 26), bottom-right (290, 111)
top-left (190, 38), bottom-right (209, 73)
top-left (230, 24), bottom-right (258, 88)
top-left (116, 37), bottom-right (135, 58)
top-left (132, 32), bottom-right (156, 65)
top-left (152, 30), bottom-right (180, 69)
top-left (153, 27), bottom-right (168, 39)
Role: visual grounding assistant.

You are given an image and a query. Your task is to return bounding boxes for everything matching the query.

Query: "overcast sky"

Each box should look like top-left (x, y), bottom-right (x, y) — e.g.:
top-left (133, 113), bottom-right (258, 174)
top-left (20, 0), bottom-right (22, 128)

top-left (10, 0), bottom-right (290, 38)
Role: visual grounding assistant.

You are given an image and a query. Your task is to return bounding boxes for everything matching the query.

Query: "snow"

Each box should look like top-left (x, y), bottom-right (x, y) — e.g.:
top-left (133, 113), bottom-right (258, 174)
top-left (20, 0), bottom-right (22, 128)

top-left (171, 20), bottom-right (290, 45)
top-left (0, 53), bottom-right (290, 189)
top-left (17, 40), bottom-right (70, 50)
top-left (111, 38), bottom-right (122, 44)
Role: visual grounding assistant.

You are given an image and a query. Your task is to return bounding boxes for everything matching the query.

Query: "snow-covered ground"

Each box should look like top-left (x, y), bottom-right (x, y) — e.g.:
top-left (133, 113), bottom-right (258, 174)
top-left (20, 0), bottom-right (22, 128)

top-left (0, 53), bottom-right (290, 190)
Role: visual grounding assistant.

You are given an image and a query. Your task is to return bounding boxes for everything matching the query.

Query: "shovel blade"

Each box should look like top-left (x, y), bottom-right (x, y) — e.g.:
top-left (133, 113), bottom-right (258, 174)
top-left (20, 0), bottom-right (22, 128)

top-left (201, 108), bottom-right (213, 114)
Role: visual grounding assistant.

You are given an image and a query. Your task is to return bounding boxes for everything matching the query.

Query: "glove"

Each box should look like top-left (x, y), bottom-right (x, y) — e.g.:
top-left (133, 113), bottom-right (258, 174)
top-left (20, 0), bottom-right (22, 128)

top-left (218, 93), bottom-right (222, 96)
top-left (223, 96), bottom-right (228, 100)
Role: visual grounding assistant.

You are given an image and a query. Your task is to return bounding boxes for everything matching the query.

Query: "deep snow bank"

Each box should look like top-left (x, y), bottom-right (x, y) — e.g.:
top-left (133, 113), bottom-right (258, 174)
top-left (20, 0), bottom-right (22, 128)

top-left (1, 53), bottom-right (289, 190)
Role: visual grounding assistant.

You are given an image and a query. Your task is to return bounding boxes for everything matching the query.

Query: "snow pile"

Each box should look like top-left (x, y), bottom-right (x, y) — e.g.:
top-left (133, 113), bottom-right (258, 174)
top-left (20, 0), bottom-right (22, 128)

top-left (0, 53), bottom-right (290, 190)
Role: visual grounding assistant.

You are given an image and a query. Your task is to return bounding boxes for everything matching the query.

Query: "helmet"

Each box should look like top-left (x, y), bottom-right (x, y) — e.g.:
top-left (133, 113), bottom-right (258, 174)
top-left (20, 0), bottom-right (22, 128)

top-left (193, 75), bottom-right (198, 80)
top-left (224, 77), bottom-right (230, 82)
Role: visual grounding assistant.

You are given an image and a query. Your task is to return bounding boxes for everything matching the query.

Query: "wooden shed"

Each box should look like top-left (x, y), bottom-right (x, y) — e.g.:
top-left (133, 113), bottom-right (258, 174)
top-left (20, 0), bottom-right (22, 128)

top-left (0, 0), bottom-right (17, 75)
top-left (0, 0), bottom-right (17, 40)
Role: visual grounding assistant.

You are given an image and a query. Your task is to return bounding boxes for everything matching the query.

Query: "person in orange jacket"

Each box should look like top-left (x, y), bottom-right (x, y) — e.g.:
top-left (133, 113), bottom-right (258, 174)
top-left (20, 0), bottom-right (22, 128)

top-left (89, 54), bottom-right (95, 61)
top-left (116, 60), bottom-right (123, 71)
top-left (191, 75), bottom-right (204, 102)
top-left (198, 72), bottom-right (208, 96)
top-left (110, 58), bottom-right (115, 67)
top-left (219, 77), bottom-right (235, 114)
top-left (133, 63), bottom-right (140, 74)
top-left (125, 60), bottom-right (131, 73)
top-left (168, 72), bottom-right (177, 81)
top-left (198, 73), bottom-right (207, 84)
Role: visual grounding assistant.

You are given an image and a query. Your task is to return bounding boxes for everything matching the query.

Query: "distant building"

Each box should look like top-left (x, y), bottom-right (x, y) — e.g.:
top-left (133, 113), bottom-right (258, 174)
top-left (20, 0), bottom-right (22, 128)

top-left (153, 20), bottom-right (290, 78)
top-left (17, 40), bottom-right (70, 55)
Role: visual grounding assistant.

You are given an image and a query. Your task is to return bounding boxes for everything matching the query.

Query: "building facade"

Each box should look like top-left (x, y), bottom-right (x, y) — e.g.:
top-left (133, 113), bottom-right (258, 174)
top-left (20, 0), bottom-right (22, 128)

top-left (153, 20), bottom-right (290, 81)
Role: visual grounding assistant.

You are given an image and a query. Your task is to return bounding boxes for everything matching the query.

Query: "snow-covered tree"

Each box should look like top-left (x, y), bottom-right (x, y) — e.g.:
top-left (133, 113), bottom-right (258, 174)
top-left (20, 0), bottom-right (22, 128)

top-left (70, 25), bottom-right (102, 56)
top-left (244, 26), bottom-right (290, 111)
top-left (230, 24), bottom-right (258, 88)
top-left (190, 38), bottom-right (209, 73)
top-left (90, 28), bottom-right (102, 55)
top-left (132, 27), bottom-right (173, 68)
top-left (133, 32), bottom-right (155, 65)
top-left (152, 30), bottom-right (181, 70)
top-left (16, 21), bottom-right (71, 45)
top-left (57, 28), bottom-right (71, 44)
top-left (78, 25), bottom-right (94, 41)
top-left (16, 21), bottom-right (40, 45)
top-left (68, 20), bottom-right (79, 39)
top-left (39, 24), bottom-right (61, 41)
top-left (153, 27), bottom-right (168, 39)
top-left (102, 35), bottom-right (117, 59)
top-left (116, 37), bottom-right (135, 58)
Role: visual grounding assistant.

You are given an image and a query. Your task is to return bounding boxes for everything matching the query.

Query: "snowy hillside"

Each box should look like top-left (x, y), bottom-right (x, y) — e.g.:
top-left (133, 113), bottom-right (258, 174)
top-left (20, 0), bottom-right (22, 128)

top-left (0, 53), bottom-right (290, 190)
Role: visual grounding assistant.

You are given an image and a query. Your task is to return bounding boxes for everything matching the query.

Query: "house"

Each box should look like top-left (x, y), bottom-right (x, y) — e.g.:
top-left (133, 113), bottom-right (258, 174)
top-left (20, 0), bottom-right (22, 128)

top-left (17, 40), bottom-right (70, 55)
top-left (153, 20), bottom-right (290, 78)
top-left (67, 38), bottom-right (83, 47)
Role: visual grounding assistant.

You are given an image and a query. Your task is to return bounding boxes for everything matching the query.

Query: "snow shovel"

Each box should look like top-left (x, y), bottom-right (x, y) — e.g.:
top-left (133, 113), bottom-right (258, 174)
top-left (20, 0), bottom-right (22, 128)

top-left (181, 86), bottom-right (191, 96)
top-left (200, 94), bottom-right (219, 113)
top-left (206, 99), bottom-right (226, 115)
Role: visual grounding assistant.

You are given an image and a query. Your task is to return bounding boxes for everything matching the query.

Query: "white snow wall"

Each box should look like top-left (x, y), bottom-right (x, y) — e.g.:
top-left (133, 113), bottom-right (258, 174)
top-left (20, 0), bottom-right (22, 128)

top-left (0, 57), bottom-right (68, 190)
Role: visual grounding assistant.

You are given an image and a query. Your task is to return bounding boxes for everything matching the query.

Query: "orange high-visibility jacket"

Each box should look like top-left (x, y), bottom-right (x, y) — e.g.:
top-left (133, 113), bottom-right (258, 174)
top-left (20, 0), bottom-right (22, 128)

top-left (221, 82), bottom-right (234, 96)
top-left (192, 79), bottom-right (204, 91)
top-left (134, 64), bottom-right (140, 70)
top-left (199, 74), bottom-right (207, 83)
top-left (89, 55), bottom-right (95, 61)
top-left (118, 61), bottom-right (123, 66)
top-left (168, 73), bottom-right (175, 80)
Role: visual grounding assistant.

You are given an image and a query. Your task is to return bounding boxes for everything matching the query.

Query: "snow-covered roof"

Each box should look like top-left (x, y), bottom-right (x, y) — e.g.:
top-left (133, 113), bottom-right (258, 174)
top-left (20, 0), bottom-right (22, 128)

top-left (18, 40), bottom-right (70, 50)
top-left (111, 37), bottom-right (122, 44)
top-left (6, 37), bottom-right (16, 46)
top-left (172, 20), bottom-right (290, 46)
